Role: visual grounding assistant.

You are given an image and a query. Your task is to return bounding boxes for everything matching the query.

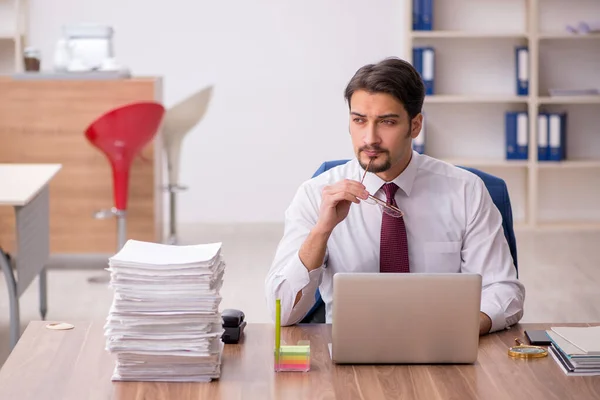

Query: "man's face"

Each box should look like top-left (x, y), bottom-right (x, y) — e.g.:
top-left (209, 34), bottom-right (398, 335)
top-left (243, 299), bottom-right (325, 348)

top-left (349, 90), bottom-right (422, 176)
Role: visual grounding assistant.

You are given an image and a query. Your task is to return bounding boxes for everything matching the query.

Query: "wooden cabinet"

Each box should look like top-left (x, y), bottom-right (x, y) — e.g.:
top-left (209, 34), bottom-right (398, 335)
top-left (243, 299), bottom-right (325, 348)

top-left (0, 77), bottom-right (164, 254)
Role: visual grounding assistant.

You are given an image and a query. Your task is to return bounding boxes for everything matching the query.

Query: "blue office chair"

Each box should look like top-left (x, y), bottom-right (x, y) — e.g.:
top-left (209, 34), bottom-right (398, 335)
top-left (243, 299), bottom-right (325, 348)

top-left (300, 159), bottom-right (519, 324)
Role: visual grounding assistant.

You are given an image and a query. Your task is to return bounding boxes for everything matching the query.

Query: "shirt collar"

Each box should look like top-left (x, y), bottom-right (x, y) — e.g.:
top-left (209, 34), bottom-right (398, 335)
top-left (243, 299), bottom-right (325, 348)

top-left (357, 150), bottom-right (420, 197)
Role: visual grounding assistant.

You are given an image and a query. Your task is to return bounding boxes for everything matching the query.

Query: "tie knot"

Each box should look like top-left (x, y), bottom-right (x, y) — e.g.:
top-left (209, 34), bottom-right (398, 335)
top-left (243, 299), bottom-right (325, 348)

top-left (382, 183), bottom-right (399, 203)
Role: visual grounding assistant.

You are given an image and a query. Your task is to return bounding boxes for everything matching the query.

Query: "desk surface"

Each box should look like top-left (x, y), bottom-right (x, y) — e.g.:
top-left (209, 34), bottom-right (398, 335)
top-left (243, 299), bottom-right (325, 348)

top-left (0, 321), bottom-right (598, 400)
top-left (0, 164), bottom-right (61, 206)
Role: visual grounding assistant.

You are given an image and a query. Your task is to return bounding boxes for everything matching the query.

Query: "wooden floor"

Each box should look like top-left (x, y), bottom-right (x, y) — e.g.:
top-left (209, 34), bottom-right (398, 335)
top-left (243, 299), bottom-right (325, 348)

top-left (0, 223), bottom-right (599, 366)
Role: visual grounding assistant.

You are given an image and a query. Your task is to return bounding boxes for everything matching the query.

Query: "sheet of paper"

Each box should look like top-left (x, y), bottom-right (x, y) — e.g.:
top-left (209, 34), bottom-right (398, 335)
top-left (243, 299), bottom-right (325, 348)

top-left (109, 239), bottom-right (222, 265)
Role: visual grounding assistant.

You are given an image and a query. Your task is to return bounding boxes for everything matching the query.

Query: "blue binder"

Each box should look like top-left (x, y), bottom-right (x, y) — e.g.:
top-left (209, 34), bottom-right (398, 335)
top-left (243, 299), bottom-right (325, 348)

top-left (515, 46), bottom-right (529, 96)
top-left (548, 112), bottom-right (567, 161)
top-left (537, 112), bottom-right (549, 161)
top-left (412, 47), bottom-right (422, 77)
top-left (412, 0), bottom-right (421, 30)
top-left (413, 0), bottom-right (433, 31)
top-left (413, 47), bottom-right (435, 95)
top-left (506, 111), bottom-right (528, 160)
top-left (421, 0), bottom-right (433, 31)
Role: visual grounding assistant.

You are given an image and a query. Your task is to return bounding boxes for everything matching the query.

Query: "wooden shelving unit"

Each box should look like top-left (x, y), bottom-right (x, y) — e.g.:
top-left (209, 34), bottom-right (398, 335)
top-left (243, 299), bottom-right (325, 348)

top-left (407, 0), bottom-right (600, 231)
top-left (0, 0), bottom-right (27, 73)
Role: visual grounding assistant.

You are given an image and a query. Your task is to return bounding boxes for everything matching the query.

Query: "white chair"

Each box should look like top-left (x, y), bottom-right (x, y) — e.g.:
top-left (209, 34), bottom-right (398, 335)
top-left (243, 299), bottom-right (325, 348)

top-left (162, 86), bottom-right (213, 244)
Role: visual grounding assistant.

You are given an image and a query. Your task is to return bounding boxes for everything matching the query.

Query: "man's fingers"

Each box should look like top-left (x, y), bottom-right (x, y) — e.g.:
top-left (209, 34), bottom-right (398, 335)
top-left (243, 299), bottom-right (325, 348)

top-left (324, 191), bottom-right (360, 205)
top-left (324, 180), bottom-right (369, 200)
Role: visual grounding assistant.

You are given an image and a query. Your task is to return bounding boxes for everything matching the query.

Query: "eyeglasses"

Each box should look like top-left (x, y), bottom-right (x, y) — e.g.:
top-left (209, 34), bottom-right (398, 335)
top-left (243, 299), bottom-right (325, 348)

top-left (360, 159), bottom-right (404, 219)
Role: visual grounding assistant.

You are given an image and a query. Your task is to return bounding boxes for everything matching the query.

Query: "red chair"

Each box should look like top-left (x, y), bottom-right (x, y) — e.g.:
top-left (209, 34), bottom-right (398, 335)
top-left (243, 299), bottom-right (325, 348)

top-left (85, 101), bottom-right (165, 251)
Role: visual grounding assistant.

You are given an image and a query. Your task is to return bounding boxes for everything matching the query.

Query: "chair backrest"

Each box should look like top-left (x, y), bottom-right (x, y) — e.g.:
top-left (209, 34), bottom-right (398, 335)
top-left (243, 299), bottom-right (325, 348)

top-left (162, 86), bottom-right (213, 185)
top-left (85, 101), bottom-right (165, 210)
top-left (300, 159), bottom-right (519, 324)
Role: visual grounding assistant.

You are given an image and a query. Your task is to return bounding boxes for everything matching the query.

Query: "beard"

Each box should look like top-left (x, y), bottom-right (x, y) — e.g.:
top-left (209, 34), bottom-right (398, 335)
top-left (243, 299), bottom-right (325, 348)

top-left (357, 146), bottom-right (392, 173)
top-left (356, 125), bottom-right (412, 173)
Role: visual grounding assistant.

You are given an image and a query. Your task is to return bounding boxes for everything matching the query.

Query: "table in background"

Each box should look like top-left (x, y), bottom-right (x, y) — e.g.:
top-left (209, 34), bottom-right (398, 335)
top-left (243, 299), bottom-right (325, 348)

top-left (0, 321), bottom-right (599, 399)
top-left (0, 164), bottom-right (61, 350)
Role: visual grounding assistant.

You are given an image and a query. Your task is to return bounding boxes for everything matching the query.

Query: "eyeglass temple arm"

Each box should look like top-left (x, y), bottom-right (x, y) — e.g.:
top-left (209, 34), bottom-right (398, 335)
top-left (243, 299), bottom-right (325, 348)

top-left (367, 194), bottom-right (403, 214)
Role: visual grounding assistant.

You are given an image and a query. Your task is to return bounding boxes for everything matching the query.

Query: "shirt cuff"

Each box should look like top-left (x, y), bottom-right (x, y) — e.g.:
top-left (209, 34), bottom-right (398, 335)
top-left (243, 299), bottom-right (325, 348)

top-left (480, 301), bottom-right (506, 333)
top-left (280, 252), bottom-right (323, 294)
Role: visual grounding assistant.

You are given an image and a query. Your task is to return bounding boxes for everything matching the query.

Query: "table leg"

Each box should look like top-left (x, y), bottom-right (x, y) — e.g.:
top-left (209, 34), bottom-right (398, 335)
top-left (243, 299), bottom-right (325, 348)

top-left (168, 190), bottom-right (177, 244)
top-left (0, 248), bottom-right (20, 350)
top-left (39, 267), bottom-right (47, 320)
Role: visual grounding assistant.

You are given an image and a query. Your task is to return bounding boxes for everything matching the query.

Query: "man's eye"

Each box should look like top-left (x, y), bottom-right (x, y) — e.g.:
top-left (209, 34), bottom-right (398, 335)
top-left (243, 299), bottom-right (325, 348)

top-left (382, 120), bottom-right (396, 125)
top-left (353, 118), bottom-right (365, 123)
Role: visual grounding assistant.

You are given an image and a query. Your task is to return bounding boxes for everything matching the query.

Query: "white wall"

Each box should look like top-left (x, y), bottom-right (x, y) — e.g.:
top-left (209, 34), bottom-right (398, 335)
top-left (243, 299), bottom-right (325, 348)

top-left (28, 0), bottom-right (408, 224)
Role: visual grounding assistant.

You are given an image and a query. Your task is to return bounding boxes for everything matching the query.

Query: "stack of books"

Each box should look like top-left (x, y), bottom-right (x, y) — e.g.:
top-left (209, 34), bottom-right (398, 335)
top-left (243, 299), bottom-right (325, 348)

top-left (104, 240), bottom-right (226, 382)
top-left (547, 326), bottom-right (600, 376)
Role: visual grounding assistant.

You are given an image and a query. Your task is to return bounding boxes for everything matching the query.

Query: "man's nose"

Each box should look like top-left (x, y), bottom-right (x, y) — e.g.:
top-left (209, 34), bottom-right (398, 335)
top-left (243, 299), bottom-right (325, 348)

top-left (364, 123), bottom-right (380, 146)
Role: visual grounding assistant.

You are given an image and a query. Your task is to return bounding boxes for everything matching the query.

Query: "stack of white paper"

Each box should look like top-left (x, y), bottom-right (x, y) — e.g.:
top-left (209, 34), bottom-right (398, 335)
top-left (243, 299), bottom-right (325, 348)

top-left (104, 240), bottom-right (225, 382)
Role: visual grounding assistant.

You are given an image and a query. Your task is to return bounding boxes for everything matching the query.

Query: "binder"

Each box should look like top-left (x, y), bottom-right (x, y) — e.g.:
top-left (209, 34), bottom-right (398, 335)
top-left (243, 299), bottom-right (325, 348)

top-left (421, 0), bottom-right (433, 31)
top-left (538, 112), bottom-right (549, 161)
top-left (412, 47), bottom-right (422, 79)
top-left (413, 113), bottom-right (426, 154)
top-left (413, 47), bottom-right (435, 95)
top-left (548, 112), bottom-right (567, 161)
top-left (505, 111), bottom-right (528, 160)
top-left (412, 0), bottom-right (421, 30)
top-left (515, 46), bottom-right (529, 96)
top-left (413, 0), bottom-right (433, 31)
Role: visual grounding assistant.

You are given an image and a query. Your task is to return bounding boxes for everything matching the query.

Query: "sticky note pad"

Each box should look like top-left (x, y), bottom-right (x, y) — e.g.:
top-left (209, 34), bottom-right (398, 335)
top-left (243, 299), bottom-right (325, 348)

top-left (274, 344), bottom-right (310, 372)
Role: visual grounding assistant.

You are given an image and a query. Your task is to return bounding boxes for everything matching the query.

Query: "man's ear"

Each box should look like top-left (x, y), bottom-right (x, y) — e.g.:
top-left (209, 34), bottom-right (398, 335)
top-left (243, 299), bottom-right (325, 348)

top-left (410, 114), bottom-right (423, 139)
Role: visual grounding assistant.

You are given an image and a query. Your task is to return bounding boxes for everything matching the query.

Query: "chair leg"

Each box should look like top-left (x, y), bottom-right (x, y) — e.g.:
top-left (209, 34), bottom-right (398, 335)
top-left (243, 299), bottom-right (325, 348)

top-left (39, 267), bottom-right (47, 320)
top-left (88, 209), bottom-right (126, 284)
top-left (0, 248), bottom-right (20, 350)
top-left (116, 211), bottom-right (127, 250)
top-left (168, 190), bottom-right (177, 244)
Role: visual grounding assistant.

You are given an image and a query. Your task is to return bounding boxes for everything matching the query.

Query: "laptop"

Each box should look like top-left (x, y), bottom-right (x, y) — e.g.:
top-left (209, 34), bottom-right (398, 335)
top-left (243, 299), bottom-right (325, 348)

top-left (331, 272), bottom-right (482, 364)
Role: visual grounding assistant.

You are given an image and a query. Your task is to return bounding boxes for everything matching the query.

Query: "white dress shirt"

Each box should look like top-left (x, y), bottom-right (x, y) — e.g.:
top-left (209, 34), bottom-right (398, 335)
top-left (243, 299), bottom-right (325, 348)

top-left (265, 151), bottom-right (525, 333)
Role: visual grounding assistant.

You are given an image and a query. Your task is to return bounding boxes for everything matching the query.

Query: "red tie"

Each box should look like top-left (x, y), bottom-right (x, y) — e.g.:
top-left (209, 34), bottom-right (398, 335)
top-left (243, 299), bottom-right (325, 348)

top-left (380, 183), bottom-right (410, 273)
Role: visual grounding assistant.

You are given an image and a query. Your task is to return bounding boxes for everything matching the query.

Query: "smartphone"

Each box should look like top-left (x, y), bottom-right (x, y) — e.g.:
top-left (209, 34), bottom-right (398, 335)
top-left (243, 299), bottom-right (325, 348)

top-left (525, 330), bottom-right (552, 345)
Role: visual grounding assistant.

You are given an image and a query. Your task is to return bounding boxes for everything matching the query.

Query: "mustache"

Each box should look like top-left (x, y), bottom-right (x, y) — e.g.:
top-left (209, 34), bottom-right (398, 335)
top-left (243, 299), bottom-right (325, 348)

top-left (359, 146), bottom-right (389, 154)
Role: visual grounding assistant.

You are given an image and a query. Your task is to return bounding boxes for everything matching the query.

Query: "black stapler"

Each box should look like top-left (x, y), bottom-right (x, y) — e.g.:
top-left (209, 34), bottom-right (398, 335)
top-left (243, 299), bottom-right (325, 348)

top-left (221, 309), bottom-right (246, 344)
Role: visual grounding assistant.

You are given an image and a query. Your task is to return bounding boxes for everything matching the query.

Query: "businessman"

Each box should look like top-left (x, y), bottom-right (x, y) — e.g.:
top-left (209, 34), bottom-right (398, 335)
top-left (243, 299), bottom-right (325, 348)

top-left (265, 57), bottom-right (525, 335)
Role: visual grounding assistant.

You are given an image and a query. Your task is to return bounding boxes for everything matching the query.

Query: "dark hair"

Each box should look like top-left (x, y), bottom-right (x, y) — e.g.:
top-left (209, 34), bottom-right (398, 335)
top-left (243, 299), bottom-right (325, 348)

top-left (344, 57), bottom-right (425, 119)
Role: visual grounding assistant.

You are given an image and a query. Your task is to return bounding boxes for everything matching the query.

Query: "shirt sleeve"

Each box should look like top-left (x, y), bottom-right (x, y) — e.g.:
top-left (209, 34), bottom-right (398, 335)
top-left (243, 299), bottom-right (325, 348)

top-left (461, 177), bottom-right (526, 333)
top-left (265, 182), bottom-right (325, 326)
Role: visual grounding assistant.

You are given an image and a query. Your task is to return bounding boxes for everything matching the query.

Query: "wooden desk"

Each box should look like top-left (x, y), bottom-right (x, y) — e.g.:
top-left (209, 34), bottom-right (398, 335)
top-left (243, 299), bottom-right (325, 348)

top-left (0, 322), bottom-right (598, 399)
top-left (0, 164), bottom-right (61, 350)
top-left (0, 77), bottom-right (163, 254)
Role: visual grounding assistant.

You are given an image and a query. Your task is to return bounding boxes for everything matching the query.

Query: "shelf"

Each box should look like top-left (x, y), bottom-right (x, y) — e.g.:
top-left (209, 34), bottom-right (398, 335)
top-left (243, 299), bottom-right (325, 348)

top-left (0, 32), bottom-right (24, 41)
top-left (538, 96), bottom-right (600, 104)
top-left (539, 32), bottom-right (600, 40)
top-left (408, 0), bottom-right (600, 233)
top-left (442, 160), bottom-right (600, 169)
top-left (442, 159), bottom-right (529, 168)
top-left (538, 160), bottom-right (600, 169)
top-left (425, 95), bottom-right (528, 104)
top-left (412, 31), bottom-right (527, 39)
top-left (533, 222), bottom-right (600, 232)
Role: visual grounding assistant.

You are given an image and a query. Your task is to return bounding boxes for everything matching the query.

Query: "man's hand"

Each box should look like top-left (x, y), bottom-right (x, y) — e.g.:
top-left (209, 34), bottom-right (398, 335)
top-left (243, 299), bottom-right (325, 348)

top-left (479, 312), bottom-right (492, 335)
top-left (315, 179), bottom-right (369, 234)
top-left (293, 179), bottom-right (369, 307)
